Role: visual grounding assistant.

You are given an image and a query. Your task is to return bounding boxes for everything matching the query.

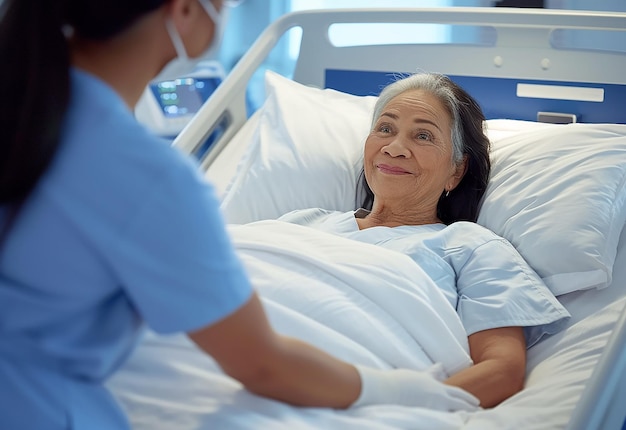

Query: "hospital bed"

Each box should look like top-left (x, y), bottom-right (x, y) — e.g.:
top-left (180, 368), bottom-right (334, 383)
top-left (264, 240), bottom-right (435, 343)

top-left (108, 7), bottom-right (626, 430)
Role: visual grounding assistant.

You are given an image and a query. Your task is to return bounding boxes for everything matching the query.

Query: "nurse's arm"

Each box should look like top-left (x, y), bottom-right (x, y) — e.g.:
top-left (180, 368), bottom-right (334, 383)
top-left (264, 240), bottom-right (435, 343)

top-left (187, 292), bottom-right (361, 408)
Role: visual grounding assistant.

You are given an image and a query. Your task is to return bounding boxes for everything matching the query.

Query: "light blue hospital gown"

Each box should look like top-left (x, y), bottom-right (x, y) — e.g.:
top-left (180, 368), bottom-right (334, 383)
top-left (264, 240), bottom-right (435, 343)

top-left (0, 69), bottom-right (252, 429)
top-left (279, 208), bottom-right (570, 347)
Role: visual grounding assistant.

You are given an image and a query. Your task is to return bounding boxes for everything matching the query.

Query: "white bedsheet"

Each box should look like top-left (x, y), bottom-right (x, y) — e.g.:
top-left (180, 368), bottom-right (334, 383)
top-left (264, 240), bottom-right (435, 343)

top-left (107, 220), bottom-right (626, 429)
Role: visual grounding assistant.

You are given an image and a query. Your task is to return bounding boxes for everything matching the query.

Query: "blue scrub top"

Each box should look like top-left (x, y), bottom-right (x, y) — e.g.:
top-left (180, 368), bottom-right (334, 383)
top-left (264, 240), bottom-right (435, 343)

top-left (0, 69), bottom-right (253, 429)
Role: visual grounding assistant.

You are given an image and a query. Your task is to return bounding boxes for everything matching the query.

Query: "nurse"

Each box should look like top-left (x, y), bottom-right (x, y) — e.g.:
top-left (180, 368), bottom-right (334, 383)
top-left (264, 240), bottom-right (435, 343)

top-left (0, 1), bottom-right (479, 428)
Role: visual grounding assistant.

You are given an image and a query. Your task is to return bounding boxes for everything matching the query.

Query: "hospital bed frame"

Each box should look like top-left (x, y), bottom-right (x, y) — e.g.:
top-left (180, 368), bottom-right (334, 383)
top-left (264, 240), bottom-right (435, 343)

top-left (172, 8), bottom-right (626, 429)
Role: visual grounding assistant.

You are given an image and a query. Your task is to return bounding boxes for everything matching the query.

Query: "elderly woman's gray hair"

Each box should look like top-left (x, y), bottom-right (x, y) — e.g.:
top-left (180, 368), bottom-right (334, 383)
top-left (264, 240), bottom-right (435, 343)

top-left (371, 73), bottom-right (465, 166)
top-left (357, 72), bottom-right (491, 225)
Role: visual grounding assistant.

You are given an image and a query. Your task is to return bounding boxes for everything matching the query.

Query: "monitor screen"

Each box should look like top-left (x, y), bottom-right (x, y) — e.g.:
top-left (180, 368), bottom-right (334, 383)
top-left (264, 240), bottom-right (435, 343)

top-left (150, 76), bottom-right (222, 118)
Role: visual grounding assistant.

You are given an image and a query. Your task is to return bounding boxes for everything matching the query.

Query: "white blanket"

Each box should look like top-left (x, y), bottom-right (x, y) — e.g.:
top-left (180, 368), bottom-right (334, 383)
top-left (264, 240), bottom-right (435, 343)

top-left (231, 220), bottom-right (472, 374)
top-left (230, 221), bottom-right (469, 373)
top-left (109, 220), bottom-right (477, 429)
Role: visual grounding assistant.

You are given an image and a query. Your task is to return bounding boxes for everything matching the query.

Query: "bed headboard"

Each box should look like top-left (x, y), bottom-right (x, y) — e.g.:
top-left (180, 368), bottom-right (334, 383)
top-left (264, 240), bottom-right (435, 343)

top-left (291, 8), bottom-right (626, 124)
top-left (172, 7), bottom-right (626, 169)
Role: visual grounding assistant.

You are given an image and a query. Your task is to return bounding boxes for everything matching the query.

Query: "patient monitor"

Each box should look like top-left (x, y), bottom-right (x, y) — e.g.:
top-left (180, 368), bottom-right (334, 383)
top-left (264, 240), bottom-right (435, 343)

top-left (135, 61), bottom-right (225, 139)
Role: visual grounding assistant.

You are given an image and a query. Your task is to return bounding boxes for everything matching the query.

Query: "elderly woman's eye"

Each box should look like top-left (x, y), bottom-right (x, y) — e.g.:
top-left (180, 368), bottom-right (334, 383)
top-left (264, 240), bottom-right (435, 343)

top-left (377, 124), bottom-right (392, 133)
top-left (416, 131), bottom-right (433, 141)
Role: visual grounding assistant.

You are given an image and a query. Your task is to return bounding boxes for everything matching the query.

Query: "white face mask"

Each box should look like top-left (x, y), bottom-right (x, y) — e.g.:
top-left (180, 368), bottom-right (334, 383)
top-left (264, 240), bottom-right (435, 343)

top-left (154, 0), bottom-right (226, 82)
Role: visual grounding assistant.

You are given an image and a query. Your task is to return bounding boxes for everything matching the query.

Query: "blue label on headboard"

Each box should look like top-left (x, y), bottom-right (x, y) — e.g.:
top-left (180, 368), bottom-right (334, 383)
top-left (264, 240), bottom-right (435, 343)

top-left (325, 69), bottom-right (626, 124)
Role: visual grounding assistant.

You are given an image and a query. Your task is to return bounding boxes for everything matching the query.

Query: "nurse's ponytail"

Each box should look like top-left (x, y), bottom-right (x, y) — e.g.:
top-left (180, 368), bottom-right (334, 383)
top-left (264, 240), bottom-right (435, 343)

top-left (0, 0), bottom-right (71, 207)
top-left (0, 0), bottom-right (166, 243)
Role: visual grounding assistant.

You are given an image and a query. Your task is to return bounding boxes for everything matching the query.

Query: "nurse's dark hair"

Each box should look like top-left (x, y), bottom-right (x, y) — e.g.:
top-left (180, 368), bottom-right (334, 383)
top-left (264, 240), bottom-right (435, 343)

top-left (355, 73), bottom-right (491, 225)
top-left (0, 0), bottom-right (166, 240)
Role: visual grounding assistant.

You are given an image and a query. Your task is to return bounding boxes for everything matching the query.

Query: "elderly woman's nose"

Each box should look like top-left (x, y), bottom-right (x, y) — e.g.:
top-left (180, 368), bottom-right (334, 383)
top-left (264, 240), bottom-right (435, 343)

top-left (383, 137), bottom-right (410, 157)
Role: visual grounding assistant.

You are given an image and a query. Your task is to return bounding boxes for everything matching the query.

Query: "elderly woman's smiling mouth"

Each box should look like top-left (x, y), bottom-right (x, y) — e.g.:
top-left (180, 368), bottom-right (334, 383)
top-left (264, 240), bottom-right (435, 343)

top-left (376, 163), bottom-right (412, 175)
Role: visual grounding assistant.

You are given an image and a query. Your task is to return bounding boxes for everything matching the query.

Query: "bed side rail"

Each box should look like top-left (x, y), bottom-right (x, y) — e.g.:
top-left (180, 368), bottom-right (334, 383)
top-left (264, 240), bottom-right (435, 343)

top-left (171, 12), bottom-right (299, 171)
top-left (567, 299), bottom-right (626, 430)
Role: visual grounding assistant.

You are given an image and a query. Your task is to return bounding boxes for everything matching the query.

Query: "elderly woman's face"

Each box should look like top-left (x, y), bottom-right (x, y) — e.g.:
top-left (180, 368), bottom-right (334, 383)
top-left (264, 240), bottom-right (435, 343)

top-left (364, 89), bottom-right (465, 212)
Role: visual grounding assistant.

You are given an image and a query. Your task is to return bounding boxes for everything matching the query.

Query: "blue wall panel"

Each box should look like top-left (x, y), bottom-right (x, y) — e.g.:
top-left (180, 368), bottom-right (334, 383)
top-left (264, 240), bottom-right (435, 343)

top-left (325, 69), bottom-right (626, 124)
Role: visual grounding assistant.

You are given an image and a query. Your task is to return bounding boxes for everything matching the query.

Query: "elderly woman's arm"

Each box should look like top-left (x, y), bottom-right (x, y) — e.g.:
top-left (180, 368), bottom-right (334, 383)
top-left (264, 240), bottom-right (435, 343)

top-left (444, 326), bottom-right (527, 408)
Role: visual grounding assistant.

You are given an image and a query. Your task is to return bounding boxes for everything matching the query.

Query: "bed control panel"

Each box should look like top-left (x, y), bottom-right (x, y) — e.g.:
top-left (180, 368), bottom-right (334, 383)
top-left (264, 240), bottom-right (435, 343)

top-left (537, 112), bottom-right (577, 124)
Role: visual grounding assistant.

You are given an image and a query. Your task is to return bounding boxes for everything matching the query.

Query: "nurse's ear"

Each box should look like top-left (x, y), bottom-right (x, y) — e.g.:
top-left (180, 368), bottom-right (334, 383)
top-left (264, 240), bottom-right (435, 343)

top-left (165, 0), bottom-right (195, 36)
top-left (163, 0), bottom-right (217, 57)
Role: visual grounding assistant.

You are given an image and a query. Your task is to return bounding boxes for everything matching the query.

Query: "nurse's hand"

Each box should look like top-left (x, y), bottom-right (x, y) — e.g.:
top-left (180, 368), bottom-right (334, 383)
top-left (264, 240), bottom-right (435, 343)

top-left (351, 364), bottom-right (480, 411)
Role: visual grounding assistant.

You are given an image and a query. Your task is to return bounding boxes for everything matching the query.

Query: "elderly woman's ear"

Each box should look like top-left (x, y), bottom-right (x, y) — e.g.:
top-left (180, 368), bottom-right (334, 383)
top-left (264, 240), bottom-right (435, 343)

top-left (448, 155), bottom-right (468, 192)
top-left (458, 155), bottom-right (469, 177)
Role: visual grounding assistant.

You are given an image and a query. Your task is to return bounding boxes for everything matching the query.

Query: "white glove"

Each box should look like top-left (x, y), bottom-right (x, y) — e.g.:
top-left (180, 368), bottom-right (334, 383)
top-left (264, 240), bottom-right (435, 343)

top-left (351, 363), bottom-right (480, 411)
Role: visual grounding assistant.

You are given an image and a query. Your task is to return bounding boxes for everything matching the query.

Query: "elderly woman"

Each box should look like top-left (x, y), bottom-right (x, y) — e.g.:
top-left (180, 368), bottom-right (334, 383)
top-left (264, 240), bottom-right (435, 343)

top-left (280, 73), bottom-right (570, 408)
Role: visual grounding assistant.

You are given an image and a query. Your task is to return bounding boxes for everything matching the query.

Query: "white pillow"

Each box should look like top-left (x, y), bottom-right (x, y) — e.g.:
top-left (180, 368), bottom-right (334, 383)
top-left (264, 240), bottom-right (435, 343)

top-left (220, 71), bottom-right (626, 296)
top-left (478, 121), bottom-right (626, 295)
top-left (220, 70), bottom-right (377, 224)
